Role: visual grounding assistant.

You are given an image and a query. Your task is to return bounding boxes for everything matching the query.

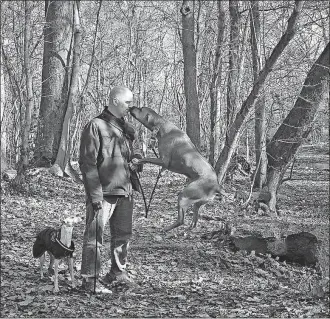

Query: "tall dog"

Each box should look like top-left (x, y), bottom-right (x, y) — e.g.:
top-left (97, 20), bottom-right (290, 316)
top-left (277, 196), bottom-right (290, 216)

top-left (33, 216), bottom-right (81, 293)
top-left (129, 106), bottom-right (222, 231)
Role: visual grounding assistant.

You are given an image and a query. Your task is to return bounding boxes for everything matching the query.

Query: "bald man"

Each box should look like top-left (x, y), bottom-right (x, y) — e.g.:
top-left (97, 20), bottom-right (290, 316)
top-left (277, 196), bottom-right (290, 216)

top-left (79, 86), bottom-right (142, 293)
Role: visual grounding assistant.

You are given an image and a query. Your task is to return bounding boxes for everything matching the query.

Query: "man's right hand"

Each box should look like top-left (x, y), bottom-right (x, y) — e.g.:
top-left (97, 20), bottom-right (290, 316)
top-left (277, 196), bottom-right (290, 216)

top-left (92, 201), bottom-right (103, 218)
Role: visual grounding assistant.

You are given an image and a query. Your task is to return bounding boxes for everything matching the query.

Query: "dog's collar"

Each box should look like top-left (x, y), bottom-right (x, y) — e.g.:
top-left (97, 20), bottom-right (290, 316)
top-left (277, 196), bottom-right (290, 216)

top-left (55, 238), bottom-right (74, 252)
top-left (54, 229), bottom-right (74, 253)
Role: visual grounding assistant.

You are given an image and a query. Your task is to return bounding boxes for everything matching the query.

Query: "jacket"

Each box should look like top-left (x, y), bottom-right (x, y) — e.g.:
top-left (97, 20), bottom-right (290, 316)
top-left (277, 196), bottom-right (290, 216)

top-left (79, 109), bottom-right (142, 204)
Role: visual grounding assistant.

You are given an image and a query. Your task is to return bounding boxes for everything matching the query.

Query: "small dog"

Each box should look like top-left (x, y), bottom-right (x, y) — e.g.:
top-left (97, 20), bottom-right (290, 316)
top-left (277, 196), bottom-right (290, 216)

top-left (33, 217), bottom-right (81, 293)
top-left (129, 106), bottom-right (224, 231)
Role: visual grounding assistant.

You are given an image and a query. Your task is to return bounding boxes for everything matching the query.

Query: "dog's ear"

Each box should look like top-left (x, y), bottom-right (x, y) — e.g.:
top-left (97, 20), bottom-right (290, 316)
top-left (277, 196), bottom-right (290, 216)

top-left (73, 217), bottom-right (82, 224)
top-left (63, 216), bottom-right (82, 225)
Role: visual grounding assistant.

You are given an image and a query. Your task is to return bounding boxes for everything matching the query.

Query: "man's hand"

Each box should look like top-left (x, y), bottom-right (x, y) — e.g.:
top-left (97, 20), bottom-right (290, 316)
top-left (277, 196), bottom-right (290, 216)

top-left (92, 201), bottom-right (102, 218)
top-left (129, 156), bottom-right (143, 172)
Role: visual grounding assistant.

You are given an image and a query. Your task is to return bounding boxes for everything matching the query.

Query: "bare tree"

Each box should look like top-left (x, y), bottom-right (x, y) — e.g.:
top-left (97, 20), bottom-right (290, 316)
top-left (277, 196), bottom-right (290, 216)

top-left (1, 45), bottom-right (7, 172)
top-left (250, 0), bottom-right (267, 188)
top-left (226, 0), bottom-right (240, 145)
top-left (265, 42), bottom-right (329, 213)
top-left (15, 1), bottom-right (34, 183)
top-left (34, 0), bottom-right (73, 166)
top-left (181, 0), bottom-right (200, 149)
top-left (209, 0), bottom-right (225, 166)
top-left (51, 1), bottom-right (81, 178)
top-left (215, 0), bottom-right (304, 184)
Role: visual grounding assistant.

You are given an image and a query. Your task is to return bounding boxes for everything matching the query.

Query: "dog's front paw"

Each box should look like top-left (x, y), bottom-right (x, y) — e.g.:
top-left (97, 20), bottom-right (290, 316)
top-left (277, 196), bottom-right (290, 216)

top-left (53, 287), bottom-right (59, 293)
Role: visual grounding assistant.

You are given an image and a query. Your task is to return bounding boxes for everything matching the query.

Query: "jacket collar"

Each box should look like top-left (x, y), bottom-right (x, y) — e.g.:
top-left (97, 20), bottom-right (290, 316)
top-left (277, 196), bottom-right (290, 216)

top-left (98, 109), bottom-right (136, 140)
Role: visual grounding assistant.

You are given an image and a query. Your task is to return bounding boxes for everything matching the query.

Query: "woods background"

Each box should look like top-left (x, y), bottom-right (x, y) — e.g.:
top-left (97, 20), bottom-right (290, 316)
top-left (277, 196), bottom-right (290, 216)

top-left (0, 1), bottom-right (329, 317)
top-left (0, 0), bottom-right (329, 213)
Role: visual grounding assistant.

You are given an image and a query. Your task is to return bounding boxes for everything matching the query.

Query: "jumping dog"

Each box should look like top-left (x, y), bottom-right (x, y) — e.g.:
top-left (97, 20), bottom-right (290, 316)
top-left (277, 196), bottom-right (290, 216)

top-left (129, 106), bottom-right (223, 231)
top-left (33, 217), bottom-right (81, 293)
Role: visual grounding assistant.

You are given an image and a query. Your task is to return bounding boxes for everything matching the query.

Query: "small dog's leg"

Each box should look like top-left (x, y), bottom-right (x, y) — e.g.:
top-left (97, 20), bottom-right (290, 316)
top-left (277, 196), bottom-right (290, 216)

top-left (54, 259), bottom-right (60, 293)
top-left (48, 253), bottom-right (54, 274)
top-left (68, 257), bottom-right (75, 288)
top-left (39, 254), bottom-right (45, 279)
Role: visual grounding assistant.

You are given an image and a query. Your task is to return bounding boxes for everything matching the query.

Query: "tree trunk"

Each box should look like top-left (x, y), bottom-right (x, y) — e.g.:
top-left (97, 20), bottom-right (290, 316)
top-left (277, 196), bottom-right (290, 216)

top-left (0, 48), bottom-right (6, 168)
top-left (226, 0), bottom-right (240, 144)
top-left (15, 1), bottom-right (33, 183)
top-left (209, 0), bottom-right (225, 166)
top-left (250, 0), bottom-right (267, 189)
top-left (181, 0), bottom-right (200, 149)
top-left (265, 43), bottom-right (329, 212)
top-left (34, 0), bottom-right (72, 166)
top-left (215, 0), bottom-right (303, 184)
top-left (51, 1), bottom-right (81, 177)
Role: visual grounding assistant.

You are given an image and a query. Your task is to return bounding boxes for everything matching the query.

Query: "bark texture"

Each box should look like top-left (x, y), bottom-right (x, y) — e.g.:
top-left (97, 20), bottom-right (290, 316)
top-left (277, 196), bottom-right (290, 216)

top-left (265, 42), bottom-right (329, 212)
top-left (250, 0), bottom-right (267, 189)
top-left (15, 1), bottom-right (34, 183)
top-left (35, 0), bottom-right (72, 165)
top-left (181, 0), bottom-right (200, 149)
top-left (209, 0), bottom-right (225, 166)
top-left (51, 1), bottom-right (81, 177)
top-left (226, 0), bottom-right (240, 141)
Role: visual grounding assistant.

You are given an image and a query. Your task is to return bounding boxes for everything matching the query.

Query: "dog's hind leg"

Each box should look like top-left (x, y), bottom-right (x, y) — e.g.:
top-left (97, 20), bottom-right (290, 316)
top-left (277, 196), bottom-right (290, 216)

top-left (190, 202), bottom-right (204, 229)
top-left (164, 193), bottom-right (189, 232)
top-left (53, 259), bottom-right (60, 293)
top-left (68, 257), bottom-right (75, 288)
top-left (39, 254), bottom-right (45, 279)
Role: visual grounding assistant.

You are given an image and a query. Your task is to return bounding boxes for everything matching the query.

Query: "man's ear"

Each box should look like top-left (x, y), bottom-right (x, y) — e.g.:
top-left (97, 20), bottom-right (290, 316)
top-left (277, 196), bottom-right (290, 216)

top-left (113, 98), bottom-right (118, 105)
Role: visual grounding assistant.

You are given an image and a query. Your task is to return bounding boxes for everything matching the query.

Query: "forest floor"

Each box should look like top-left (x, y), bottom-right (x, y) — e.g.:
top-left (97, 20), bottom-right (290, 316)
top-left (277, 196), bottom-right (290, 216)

top-left (1, 144), bottom-right (329, 318)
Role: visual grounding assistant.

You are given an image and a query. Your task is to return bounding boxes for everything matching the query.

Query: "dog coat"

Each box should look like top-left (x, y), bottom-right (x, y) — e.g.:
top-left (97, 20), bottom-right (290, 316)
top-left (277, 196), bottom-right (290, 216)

top-left (33, 227), bottom-right (75, 259)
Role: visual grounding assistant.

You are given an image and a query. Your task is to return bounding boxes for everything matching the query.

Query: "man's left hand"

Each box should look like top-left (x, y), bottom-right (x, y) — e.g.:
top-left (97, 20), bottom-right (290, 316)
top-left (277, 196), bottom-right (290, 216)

top-left (129, 157), bottom-right (142, 172)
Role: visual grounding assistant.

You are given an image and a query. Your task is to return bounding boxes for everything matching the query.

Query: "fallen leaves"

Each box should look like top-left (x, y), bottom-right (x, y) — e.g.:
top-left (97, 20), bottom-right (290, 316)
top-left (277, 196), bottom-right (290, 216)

top-left (0, 163), bottom-right (329, 318)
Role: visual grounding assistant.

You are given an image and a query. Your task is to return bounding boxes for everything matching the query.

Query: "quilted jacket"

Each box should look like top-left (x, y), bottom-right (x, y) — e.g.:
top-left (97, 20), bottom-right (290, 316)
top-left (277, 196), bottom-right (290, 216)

top-left (79, 109), bottom-right (142, 204)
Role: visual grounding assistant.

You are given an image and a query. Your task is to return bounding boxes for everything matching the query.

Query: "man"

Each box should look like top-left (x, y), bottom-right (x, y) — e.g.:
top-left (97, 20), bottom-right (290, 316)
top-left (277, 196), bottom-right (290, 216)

top-left (79, 86), bottom-right (142, 293)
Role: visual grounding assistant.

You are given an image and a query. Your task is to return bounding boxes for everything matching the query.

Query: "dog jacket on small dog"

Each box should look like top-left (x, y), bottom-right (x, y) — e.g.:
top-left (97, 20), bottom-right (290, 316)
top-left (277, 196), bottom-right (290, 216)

top-left (33, 227), bottom-right (75, 259)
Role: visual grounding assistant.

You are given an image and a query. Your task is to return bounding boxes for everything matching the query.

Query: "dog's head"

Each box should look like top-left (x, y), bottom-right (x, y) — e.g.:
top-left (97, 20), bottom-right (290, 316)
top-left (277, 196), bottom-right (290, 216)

top-left (129, 106), bottom-right (164, 131)
top-left (62, 216), bottom-right (82, 227)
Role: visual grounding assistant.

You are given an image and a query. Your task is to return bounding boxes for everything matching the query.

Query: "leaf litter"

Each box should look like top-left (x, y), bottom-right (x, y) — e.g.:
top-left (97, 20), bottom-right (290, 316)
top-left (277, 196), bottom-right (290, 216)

top-left (0, 147), bottom-right (329, 318)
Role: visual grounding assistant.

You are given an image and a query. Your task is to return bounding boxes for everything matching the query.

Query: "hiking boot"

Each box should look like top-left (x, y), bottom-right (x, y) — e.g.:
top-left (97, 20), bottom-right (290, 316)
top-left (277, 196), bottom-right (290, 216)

top-left (100, 270), bottom-right (135, 286)
top-left (81, 278), bottom-right (112, 294)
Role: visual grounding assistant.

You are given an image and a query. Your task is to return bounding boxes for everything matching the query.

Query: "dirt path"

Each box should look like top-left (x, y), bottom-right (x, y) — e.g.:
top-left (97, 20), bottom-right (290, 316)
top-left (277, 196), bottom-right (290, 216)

top-left (1, 147), bottom-right (329, 318)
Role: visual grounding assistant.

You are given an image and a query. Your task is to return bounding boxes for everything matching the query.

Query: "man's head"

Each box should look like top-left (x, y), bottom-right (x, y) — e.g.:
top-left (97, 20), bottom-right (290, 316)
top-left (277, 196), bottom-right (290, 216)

top-left (107, 86), bottom-right (133, 118)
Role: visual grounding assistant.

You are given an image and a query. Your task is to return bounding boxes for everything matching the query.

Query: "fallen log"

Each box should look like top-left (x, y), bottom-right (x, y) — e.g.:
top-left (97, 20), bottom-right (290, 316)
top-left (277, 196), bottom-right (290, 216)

top-left (229, 231), bottom-right (319, 266)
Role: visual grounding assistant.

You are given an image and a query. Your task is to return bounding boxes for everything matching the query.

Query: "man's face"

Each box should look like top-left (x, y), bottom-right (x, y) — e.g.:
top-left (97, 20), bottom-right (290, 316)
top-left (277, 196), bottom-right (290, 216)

top-left (113, 90), bottom-right (134, 118)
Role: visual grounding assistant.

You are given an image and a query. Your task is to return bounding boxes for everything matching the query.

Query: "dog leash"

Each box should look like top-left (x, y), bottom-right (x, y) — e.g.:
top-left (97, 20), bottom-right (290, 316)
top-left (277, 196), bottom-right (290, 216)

top-left (145, 168), bottom-right (163, 218)
top-left (135, 171), bottom-right (148, 215)
top-left (144, 146), bottom-right (163, 218)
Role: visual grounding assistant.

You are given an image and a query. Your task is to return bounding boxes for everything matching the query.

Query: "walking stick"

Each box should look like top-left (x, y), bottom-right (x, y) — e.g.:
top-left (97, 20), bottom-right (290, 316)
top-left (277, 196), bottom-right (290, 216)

top-left (94, 211), bottom-right (98, 294)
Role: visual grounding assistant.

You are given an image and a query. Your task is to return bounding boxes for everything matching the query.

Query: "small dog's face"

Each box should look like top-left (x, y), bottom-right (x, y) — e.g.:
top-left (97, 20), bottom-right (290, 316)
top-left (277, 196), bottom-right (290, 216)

top-left (62, 217), bottom-right (82, 227)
